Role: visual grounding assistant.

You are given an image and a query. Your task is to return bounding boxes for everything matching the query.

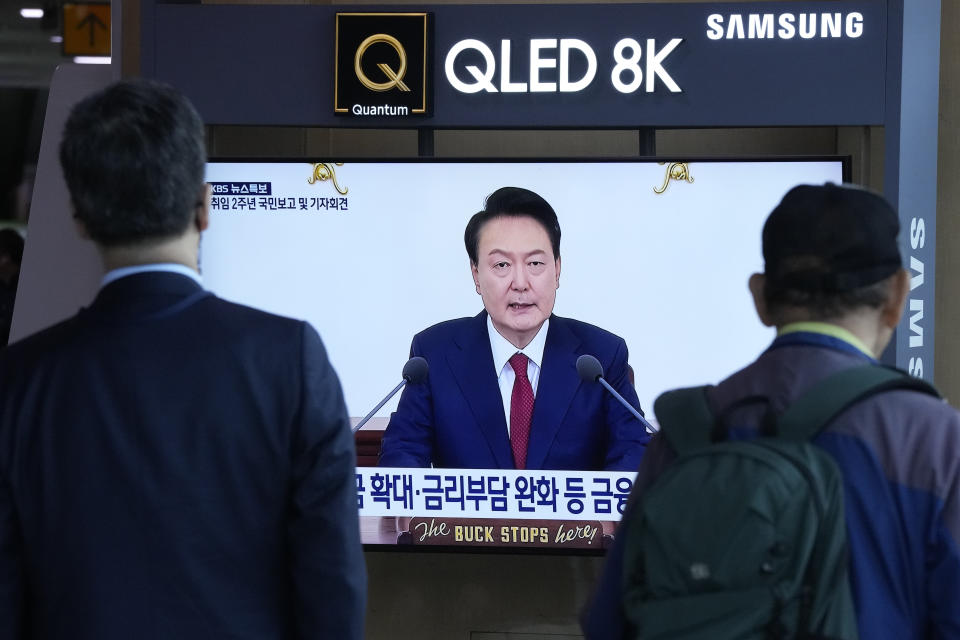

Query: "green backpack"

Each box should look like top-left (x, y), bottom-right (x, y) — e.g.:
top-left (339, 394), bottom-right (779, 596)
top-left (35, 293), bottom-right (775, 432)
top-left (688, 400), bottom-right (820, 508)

top-left (622, 365), bottom-right (939, 640)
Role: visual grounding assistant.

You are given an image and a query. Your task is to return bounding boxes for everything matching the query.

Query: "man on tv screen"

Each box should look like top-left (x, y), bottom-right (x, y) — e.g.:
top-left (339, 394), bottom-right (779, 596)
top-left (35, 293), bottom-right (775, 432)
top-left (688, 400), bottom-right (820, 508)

top-left (379, 186), bottom-right (651, 471)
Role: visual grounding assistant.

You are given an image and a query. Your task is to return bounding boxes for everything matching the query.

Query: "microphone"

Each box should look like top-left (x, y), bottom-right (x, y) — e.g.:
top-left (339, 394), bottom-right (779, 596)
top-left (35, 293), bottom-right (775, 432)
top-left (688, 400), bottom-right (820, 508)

top-left (576, 354), bottom-right (656, 433)
top-left (352, 356), bottom-right (429, 433)
top-left (401, 356), bottom-right (429, 384)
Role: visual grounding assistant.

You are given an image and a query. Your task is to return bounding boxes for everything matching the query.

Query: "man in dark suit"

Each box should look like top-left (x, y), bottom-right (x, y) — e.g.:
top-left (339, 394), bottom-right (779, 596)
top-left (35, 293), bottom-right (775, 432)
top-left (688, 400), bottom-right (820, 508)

top-left (379, 187), bottom-right (650, 471)
top-left (0, 80), bottom-right (366, 639)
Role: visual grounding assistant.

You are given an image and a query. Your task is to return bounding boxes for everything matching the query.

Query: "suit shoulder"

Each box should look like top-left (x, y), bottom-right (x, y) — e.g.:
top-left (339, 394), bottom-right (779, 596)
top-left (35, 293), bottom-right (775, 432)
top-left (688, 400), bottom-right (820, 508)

top-left (412, 316), bottom-right (478, 342)
top-left (204, 296), bottom-right (308, 332)
top-left (1, 314), bottom-right (83, 368)
top-left (198, 297), bottom-right (322, 356)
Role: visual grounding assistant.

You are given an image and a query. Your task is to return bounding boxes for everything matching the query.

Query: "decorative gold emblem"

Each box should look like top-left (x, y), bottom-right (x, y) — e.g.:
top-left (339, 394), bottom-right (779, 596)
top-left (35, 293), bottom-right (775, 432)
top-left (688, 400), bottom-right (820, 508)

top-left (354, 33), bottom-right (411, 92)
top-left (308, 163), bottom-right (348, 195)
top-left (654, 162), bottom-right (694, 194)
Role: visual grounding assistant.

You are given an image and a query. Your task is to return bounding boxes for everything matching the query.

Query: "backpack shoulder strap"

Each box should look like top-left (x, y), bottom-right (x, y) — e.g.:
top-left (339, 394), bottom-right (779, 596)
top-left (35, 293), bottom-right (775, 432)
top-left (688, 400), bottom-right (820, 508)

top-left (777, 365), bottom-right (940, 441)
top-left (654, 386), bottom-right (715, 456)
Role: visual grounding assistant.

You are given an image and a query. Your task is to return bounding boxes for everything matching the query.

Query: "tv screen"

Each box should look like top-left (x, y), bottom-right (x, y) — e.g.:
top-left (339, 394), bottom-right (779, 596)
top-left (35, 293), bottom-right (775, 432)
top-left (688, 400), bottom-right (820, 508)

top-left (202, 158), bottom-right (846, 551)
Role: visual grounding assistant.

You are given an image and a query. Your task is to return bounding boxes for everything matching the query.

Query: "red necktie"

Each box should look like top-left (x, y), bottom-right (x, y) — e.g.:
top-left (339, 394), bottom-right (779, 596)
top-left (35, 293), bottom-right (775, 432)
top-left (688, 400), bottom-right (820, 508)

top-left (509, 353), bottom-right (534, 470)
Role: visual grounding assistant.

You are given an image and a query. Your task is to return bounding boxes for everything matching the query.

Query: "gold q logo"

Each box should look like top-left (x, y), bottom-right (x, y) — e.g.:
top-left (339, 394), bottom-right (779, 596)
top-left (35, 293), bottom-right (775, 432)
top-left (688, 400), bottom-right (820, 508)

top-left (354, 33), bottom-right (411, 92)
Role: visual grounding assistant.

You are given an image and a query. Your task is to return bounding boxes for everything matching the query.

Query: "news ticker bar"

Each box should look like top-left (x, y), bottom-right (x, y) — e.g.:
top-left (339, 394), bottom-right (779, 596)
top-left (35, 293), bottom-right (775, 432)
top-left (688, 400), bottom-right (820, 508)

top-left (357, 468), bottom-right (637, 520)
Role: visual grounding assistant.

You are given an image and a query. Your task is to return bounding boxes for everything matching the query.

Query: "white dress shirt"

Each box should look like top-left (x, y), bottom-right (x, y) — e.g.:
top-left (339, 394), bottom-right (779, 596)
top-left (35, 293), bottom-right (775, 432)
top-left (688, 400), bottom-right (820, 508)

top-left (487, 314), bottom-right (549, 436)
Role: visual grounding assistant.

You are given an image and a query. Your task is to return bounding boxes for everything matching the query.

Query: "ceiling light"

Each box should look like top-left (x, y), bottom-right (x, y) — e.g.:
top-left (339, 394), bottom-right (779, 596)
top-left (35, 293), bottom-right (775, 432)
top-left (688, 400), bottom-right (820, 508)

top-left (74, 56), bottom-right (111, 65)
top-left (20, 8), bottom-right (44, 18)
top-left (50, 35), bottom-right (63, 43)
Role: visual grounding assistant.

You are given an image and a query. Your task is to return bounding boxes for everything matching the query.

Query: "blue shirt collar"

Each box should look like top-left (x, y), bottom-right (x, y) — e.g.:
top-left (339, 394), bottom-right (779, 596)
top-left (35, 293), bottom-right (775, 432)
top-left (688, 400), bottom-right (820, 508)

top-left (768, 328), bottom-right (878, 363)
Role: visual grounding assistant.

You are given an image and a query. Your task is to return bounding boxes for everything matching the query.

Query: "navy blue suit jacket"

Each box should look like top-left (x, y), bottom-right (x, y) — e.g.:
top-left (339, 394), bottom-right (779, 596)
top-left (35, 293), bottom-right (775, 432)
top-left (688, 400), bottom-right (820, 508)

top-left (379, 312), bottom-right (649, 471)
top-left (0, 272), bottom-right (366, 640)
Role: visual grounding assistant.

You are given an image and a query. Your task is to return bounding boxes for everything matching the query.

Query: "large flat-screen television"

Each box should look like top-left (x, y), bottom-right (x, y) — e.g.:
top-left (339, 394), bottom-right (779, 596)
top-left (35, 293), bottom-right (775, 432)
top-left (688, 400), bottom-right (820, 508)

top-left (202, 157), bottom-right (847, 551)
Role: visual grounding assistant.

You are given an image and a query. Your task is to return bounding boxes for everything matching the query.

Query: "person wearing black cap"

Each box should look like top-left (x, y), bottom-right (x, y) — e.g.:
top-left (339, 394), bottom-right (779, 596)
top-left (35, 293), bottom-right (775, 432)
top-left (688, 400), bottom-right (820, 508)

top-left (582, 183), bottom-right (960, 639)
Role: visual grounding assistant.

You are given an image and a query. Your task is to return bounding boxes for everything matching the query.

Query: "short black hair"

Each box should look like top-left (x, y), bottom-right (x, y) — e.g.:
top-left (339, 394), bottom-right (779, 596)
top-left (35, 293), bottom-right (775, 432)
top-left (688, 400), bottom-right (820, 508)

top-left (464, 187), bottom-right (561, 266)
top-left (763, 273), bottom-right (892, 321)
top-left (59, 79), bottom-right (206, 247)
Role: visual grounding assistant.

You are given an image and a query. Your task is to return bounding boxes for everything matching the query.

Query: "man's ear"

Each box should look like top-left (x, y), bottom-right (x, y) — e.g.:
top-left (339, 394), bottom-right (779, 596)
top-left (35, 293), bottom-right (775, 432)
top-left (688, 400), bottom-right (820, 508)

top-left (748, 273), bottom-right (775, 327)
top-left (471, 262), bottom-right (481, 295)
top-left (881, 268), bottom-right (910, 329)
top-left (555, 256), bottom-right (561, 289)
top-left (195, 184), bottom-right (211, 232)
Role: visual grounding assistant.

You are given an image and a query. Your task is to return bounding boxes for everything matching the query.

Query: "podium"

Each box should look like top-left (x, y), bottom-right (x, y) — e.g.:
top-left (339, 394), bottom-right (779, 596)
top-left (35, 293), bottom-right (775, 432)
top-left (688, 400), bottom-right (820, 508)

top-left (355, 429), bottom-right (385, 467)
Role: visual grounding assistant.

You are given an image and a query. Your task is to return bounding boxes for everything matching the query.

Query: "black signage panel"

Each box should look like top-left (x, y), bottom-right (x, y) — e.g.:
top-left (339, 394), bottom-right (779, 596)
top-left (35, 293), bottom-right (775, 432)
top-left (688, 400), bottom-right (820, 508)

top-left (335, 13), bottom-right (432, 117)
top-left (432, 2), bottom-right (885, 127)
top-left (150, 2), bottom-right (886, 128)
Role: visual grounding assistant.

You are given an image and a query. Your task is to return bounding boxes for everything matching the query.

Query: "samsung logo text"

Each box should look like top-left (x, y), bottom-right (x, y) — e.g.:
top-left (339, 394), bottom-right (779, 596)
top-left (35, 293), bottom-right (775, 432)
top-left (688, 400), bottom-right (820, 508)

top-left (706, 12), bottom-right (864, 40)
